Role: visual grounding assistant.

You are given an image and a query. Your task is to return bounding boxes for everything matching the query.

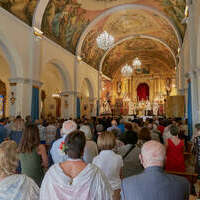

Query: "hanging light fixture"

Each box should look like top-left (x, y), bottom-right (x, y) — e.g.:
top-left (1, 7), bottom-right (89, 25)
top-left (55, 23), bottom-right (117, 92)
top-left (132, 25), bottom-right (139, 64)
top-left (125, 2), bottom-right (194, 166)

top-left (121, 64), bottom-right (133, 77)
top-left (132, 57), bottom-right (142, 73)
top-left (96, 31), bottom-right (115, 51)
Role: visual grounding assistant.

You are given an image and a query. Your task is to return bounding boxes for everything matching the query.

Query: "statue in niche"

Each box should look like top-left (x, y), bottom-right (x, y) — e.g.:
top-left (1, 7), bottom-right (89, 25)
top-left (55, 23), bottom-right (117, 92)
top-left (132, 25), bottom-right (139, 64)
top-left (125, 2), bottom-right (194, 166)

top-left (117, 81), bottom-right (122, 96)
top-left (165, 78), bottom-right (172, 96)
top-left (145, 100), bottom-right (151, 116)
top-left (153, 101), bottom-right (159, 116)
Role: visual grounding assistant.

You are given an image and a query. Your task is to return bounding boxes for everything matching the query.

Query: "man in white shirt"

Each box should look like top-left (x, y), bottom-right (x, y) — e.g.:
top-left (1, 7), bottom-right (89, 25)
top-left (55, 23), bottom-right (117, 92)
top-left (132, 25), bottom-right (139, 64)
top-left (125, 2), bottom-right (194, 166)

top-left (50, 120), bottom-right (77, 163)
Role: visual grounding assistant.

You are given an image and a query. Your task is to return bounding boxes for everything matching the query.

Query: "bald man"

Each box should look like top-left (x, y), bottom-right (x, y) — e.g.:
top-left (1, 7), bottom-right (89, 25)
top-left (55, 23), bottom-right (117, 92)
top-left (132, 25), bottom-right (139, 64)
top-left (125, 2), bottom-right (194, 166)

top-left (121, 141), bottom-right (190, 200)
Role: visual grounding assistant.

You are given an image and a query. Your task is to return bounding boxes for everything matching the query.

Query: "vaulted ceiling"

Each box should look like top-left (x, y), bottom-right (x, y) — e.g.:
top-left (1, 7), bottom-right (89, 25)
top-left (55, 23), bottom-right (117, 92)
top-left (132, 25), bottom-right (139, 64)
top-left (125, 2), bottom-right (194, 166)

top-left (1, 0), bottom-right (186, 78)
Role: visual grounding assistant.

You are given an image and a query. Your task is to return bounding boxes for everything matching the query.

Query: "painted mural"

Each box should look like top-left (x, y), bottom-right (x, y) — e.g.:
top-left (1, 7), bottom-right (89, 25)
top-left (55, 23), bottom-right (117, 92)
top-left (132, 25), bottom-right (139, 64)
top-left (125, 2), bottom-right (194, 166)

top-left (41, 0), bottom-right (185, 56)
top-left (0, 0), bottom-right (38, 25)
top-left (0, 0), bottom-right (186, 72)
top-left (81, 9), bottom-right (179, 70)
top-left (42, 0), bottom-right (101, 53)
top-left (102, 37), bottom-right (176, 78)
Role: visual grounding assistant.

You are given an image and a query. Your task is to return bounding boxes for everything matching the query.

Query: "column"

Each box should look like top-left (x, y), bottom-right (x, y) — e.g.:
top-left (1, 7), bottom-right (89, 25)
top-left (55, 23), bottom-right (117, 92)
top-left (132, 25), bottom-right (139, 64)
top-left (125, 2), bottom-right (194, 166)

top-left (60, 91), bottom-right (76, 119)
top-left (9, 78), bottom-right (42, 119)
top-left (194, 68), bottom-right (200, 121)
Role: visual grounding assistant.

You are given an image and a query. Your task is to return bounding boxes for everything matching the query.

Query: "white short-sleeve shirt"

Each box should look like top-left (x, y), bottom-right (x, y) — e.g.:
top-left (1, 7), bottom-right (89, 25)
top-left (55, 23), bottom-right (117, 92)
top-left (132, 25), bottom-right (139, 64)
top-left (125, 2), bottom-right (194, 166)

top-left (93, 150), bottom-right (123, 190)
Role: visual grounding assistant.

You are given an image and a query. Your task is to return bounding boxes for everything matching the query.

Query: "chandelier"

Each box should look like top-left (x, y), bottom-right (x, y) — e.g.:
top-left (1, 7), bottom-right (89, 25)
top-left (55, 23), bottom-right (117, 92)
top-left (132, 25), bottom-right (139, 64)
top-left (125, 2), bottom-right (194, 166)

top-left (132, 57), bottom-right (142, 73)
top-left (96, 31), bottom-right (115, 51)
top-left (121, 64), bottom-right (133, 77)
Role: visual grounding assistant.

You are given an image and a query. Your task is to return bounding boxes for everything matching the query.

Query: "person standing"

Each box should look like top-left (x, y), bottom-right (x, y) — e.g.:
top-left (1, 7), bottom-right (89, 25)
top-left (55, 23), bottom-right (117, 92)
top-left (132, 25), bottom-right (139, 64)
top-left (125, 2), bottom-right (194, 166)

top-left (121, 140), bottom-right (190, 200)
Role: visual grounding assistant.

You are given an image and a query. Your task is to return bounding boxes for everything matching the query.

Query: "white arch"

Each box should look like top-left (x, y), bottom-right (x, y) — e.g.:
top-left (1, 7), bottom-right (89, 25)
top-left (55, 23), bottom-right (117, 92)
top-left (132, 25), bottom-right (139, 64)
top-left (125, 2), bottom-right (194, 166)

top-left (76, 4), bottom-right (182, 55)
top-left (0, 30), bottom-right (23, 78)
top-left (99, 34), bottom-right (177, 73)
top-left (80, 78), bottom-right (94, 99)
top-left (32, 0), bottom-right (49, 29)
top-left (43, 58), bottom-right (72, 91)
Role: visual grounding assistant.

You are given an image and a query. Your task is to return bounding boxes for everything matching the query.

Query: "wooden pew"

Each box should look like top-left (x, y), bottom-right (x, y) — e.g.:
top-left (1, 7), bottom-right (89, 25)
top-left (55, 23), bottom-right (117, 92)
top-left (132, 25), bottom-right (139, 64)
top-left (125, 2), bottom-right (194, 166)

top-left (166, 171), bottom-right (198, 195)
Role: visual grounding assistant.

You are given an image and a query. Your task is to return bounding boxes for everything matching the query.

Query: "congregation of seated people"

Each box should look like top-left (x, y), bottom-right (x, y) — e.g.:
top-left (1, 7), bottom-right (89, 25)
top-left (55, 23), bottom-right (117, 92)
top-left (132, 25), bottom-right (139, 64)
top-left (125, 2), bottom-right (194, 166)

top-left (0, 115), bottom-right (198, 200)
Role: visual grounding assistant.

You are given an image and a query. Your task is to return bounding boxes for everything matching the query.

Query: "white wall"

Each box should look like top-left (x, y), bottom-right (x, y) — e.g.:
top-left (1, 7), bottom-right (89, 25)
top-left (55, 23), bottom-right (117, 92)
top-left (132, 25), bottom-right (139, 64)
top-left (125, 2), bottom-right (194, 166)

top-left (0, 7), bottom-right (99, 118)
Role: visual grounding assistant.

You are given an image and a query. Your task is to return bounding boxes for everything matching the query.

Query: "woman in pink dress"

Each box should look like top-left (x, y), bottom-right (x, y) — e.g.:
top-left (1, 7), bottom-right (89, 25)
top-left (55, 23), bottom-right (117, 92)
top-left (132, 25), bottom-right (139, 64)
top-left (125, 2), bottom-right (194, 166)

top-left (165, 125), bottom-right (185, 172)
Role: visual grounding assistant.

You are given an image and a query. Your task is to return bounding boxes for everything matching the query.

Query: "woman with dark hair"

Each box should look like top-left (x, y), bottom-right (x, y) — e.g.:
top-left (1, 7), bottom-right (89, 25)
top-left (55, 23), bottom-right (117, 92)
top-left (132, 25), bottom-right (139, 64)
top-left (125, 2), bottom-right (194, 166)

top-left (40, 130), bottom-right (112, 200)
top-left (18, 124), bottom-right (48, 186)
top-left (118, 127), bottom-right (151, 178)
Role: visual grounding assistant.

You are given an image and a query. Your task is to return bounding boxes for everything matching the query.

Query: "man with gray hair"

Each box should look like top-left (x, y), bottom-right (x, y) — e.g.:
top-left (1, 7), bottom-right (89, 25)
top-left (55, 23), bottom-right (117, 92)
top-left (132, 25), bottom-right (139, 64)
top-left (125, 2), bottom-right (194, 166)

top-left (50, 120), bottom-right (77, 164)
top-left (121, 140), bottom-right (190, 200)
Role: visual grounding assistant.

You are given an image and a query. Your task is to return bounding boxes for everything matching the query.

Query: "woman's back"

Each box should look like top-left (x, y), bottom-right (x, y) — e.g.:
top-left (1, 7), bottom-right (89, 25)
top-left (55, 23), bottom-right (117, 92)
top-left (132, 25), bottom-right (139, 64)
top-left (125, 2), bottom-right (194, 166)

top-left (40, 163), bottom-right (112, 200)
top-left (165, 138), bottom-right (185, 172)
top-left (122, 144), bottom-right (144, 178)
top-left (19, 147), bottom-right (44, 186)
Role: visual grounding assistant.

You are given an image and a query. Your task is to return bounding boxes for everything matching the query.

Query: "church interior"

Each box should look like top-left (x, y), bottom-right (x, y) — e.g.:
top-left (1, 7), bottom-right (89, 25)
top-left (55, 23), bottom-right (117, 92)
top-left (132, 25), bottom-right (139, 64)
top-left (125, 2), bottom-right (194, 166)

top-left (1, 0), bottom-right (199, 126)
top-left (0, 0), bottom-right (200, 199)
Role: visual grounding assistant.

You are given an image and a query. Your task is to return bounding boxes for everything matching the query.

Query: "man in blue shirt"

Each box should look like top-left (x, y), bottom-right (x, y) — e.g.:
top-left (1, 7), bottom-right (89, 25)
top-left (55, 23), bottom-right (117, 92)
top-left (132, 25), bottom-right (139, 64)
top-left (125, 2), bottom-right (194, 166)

top-left (0, 118), bottom-right (7, 143)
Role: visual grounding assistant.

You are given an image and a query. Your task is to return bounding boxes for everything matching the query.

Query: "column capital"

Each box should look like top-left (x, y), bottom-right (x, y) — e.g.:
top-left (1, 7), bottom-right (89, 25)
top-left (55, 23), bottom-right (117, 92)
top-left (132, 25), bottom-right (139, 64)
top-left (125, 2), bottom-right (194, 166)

top-left (193, 67), bottom-right (200, 76)
top-left (9, 78), bottom-right (43, 88)
top-left (184, 71), bottom-right (195, 79)
top-left (60, 90), bottom-right (78, 96)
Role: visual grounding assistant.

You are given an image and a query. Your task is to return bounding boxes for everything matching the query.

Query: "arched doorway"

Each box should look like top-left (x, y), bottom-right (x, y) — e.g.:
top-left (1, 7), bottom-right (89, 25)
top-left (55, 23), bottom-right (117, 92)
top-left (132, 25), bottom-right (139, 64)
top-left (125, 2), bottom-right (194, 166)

top-left (80, 78), bottom-right (94, 118)
top-left (41, 62), bottom-right (66, 119)
top-left (0, 49), bottom-right (11, 117)
top-left (137, 83), bottom-right (149, 101)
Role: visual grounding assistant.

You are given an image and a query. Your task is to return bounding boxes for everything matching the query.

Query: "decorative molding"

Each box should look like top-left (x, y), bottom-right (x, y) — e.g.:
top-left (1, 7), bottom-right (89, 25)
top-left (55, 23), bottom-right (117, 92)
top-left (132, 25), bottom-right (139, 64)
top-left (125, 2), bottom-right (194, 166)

top-left (9, 78), bottom-right (43, 87)
top-left (60, 91), bottom-right (78, 96)
top-left (9, 83), bottom-right (17, 86)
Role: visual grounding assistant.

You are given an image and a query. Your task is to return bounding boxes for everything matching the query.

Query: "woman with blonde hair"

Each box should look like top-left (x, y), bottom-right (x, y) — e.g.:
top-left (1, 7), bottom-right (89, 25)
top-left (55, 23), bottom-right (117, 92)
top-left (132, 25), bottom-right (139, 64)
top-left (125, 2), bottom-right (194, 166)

top-left (0, 140), bottom-right (39, 200)
top-left (93, 131), bottom-right (123, 200)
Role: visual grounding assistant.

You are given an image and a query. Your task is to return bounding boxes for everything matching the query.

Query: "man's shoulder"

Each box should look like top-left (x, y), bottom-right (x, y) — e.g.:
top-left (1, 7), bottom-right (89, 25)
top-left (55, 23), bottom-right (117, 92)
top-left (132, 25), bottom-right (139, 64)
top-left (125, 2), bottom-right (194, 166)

top-left (51, 138), bottom-right (64, 151)
top-left (123, 173), bottom-right (144, 185)
top-left (165, 173), bottom-right (190, 186)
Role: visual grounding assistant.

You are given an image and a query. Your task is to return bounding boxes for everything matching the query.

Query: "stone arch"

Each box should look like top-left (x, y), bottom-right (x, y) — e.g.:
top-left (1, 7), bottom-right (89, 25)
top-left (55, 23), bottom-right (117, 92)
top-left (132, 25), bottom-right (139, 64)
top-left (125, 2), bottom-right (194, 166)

top-left (76, 4), bottom-right (182, 55)
top-left (43, 58), bottom-right (72, 91)
top-left (0, 30), bottom-right (23, 78)
top-left (32, 0), bottom-right (49, 29)
top-left (80, 78), bottom-right (94, 99)
top-left (99, 34), bottom-right (177, 73)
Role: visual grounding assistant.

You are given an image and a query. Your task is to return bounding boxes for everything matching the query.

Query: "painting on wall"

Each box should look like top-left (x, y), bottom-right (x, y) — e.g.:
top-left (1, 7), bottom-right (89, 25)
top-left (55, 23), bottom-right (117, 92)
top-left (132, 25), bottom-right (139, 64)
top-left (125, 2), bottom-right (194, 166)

top-left (42, 0), bottom-right (102, 54)
top-left (0, 0), bottom-right (38, 25)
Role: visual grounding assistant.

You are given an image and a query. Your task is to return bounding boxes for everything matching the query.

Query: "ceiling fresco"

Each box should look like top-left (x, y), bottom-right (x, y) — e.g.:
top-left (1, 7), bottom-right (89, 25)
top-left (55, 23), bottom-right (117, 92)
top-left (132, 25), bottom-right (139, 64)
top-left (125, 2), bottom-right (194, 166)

top-left (81, 9), bottom-right (179, 70)
top-left (0, 0), bottom-right (185, 77)
top-left (41, 0), bottom-right (185, 54)
top-left (102, 37), bottom-right (176, 78)
top-left (0, 0), bottom-right (38, 25)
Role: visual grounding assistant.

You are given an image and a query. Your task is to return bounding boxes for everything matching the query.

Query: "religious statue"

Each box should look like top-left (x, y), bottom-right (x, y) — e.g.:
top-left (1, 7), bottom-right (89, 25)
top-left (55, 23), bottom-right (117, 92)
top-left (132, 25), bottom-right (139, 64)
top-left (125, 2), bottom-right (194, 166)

top-left (117, 81), bottom-right (122, 96)
top-left (128, 101), bottom-right (134, 115)
top-left (145, 100), bottom-right (151, 116)
top-left (101, 100), bottom-right (111, 114)
top-left (153, 101), bottom-right (159, 116)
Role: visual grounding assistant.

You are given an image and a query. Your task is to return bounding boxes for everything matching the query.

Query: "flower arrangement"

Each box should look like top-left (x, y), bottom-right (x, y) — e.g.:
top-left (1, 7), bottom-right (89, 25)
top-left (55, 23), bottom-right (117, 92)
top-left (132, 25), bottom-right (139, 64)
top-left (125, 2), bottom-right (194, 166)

top-left (59, 142), bottom-right (68, 153)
